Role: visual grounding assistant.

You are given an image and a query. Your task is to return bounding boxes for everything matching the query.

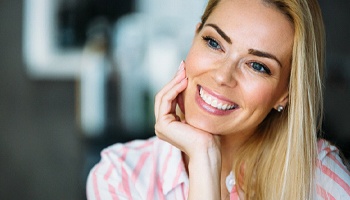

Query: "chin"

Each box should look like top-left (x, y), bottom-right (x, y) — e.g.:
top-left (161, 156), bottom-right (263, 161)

top-left (184, 114), bottom-right (222, 134)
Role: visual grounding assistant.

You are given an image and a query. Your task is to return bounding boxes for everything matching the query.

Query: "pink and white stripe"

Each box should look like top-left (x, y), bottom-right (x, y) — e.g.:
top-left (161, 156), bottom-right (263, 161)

top-left (316, 139), bottom-right (350, 199)
top-left (87, 137), bottom-right (189, 200)
top-left (87, 137), bottom-right (350, 200)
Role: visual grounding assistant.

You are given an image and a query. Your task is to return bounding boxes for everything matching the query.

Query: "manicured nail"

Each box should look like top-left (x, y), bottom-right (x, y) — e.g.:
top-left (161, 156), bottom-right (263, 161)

top-left (178, 60), bottom-right (185, 71)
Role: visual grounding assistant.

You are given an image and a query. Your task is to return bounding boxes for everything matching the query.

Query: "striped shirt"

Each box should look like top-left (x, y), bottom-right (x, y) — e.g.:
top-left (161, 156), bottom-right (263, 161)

top-left (86, 137), bottom-right (350, 200)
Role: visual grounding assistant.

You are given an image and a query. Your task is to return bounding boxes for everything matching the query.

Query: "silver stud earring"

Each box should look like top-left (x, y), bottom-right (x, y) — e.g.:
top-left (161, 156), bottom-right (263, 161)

top-left (277, 105), bottom-right (284, 112)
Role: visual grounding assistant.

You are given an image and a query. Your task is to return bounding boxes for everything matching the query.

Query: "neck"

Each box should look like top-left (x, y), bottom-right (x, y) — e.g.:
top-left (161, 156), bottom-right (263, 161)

top-left (219, 130), bottom-right (252, 171)
top-left (220, 134), bottom-right (250, 199)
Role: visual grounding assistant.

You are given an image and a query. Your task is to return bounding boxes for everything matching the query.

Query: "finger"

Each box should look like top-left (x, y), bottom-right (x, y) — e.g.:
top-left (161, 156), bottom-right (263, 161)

top-left (155, 118), bottom-right (214, 156)
top-left (156, 76), bottom-right (187, 121)
top-left (154, 62), bottom-right (186, 119)
top-left (154, 69), bottom-right (186, 120)
top-left (157, 61), bottom-right (185, 100)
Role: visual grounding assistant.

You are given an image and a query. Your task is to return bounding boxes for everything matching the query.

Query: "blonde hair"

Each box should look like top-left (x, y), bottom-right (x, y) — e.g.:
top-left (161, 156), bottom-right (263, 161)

top-left (199, 0), bottom-right (325, 199)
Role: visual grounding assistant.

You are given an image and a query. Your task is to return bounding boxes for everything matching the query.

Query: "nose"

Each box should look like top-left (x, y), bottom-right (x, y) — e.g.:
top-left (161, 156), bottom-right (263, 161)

top-left (212, 61), bottom-right (237, 87)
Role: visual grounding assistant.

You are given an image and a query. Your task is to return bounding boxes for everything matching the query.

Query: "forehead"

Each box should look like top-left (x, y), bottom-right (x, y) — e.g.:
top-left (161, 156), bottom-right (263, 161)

top-left (205, 0), bottom-right (294, 64)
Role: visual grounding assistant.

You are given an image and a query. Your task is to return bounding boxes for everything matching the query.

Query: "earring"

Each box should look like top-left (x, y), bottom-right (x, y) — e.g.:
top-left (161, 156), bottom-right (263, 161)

top-left (277, 105), bottom-right (284, 112)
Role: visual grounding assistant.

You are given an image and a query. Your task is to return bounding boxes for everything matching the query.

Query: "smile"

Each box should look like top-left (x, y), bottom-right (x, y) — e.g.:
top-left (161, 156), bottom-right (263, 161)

top-left (198, 86), bottom-right (238, 111)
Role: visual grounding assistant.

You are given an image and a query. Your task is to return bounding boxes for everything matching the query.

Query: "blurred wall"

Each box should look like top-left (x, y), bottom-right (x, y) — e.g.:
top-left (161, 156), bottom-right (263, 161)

top-left (0, 1), bottom-right (349, 200)
top-left (319, 0), bottom-right (350, 157)
top-left (0, 0), bottom-right (83, 199)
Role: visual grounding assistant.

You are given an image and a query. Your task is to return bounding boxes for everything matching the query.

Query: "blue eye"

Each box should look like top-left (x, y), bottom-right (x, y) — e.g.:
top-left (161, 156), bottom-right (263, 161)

top-left (250, 62), bottom-right (271, 75)
top-left (202, 36), bottom-right (222, 50)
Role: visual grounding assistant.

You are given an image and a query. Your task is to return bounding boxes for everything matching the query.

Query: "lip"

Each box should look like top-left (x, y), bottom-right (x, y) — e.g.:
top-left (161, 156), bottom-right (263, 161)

top-left (195, 85), bottom-right (239, 115)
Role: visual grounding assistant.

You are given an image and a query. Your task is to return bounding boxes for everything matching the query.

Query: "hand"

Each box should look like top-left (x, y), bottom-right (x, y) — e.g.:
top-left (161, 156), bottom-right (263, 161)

top-left (154, 61), bottom-right (222, 199)
top-left (154, 61), bottom-right (220, 158)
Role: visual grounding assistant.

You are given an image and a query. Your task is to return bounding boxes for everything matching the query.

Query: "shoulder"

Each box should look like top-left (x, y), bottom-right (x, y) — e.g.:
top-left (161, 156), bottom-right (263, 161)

top-left (100, 136), bottom-right (159, 164)
top-left (316, 139), bottom-right (350, 199)
top-left (86, 137), bottom-right (158, 199)
top-left (95, 136), bottom-right (178, 174)
top-left (86, 136), bottom-right (186, 200)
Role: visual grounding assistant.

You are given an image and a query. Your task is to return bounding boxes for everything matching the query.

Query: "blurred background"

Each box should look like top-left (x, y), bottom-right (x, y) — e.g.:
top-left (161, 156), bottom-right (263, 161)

top-left (0, 0), bottom-right (349, 199)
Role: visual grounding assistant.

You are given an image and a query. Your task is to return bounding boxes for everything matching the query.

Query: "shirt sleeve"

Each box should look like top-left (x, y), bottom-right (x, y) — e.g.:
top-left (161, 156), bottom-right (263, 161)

top-left (316, 140), bottom-right (350, 199)
top-left (86, 144), bottom-right (143, 200)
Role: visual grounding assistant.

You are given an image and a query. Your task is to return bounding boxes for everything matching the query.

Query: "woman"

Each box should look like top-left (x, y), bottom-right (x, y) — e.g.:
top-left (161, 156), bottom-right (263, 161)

top-left (87, 0), bottom-right (350, 199)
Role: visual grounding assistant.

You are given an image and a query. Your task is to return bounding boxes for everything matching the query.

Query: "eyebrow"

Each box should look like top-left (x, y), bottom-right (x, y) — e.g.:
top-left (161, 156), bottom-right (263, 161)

top-left (248, 49), bottom-right (283, 68)
top-left (204, 23), bottom-right (283, 68)
top-left (205, 23), bottom-right (232, 44)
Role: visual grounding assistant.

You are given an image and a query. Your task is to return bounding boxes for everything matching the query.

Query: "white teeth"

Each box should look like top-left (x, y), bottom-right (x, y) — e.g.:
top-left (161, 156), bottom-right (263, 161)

top-left (199, 87), bottom-right (236, 111)
top-left (211, 100), bottom-right (218, 107)
top-left (205, 96), bottom-right (212, 105)
top-left (217, 102), bottom-right (223, 110)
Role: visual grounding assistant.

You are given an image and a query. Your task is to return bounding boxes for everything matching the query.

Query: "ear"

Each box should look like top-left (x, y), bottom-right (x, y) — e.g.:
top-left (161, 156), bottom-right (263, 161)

top-left (274, 89), bottom-right (289, 111)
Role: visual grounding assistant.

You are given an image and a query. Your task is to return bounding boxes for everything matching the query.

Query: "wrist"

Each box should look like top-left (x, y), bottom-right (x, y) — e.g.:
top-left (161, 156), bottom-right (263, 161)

top-left (187, 149), bottom-right (222, 199)
top-left (188, 147), bottom-right (221, 174)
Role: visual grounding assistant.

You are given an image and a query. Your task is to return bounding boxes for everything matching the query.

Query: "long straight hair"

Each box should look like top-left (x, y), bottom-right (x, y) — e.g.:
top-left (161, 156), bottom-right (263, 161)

top-left (199, 0), bottom-right (325, 199)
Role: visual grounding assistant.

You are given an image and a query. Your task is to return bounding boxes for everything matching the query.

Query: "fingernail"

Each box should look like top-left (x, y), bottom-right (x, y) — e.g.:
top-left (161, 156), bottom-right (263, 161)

top-left (178, 60), bottom-right (185, 71)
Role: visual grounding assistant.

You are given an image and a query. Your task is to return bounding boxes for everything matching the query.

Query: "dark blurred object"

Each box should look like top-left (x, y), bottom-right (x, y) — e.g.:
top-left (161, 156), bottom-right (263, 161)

top-left (319, 0), bottom-right (350, 160)
top-left (57, 0), bottom-right (134, 48)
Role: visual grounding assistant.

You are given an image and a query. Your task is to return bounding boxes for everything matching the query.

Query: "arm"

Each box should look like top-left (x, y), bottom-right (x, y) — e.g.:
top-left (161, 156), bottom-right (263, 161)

top-left (154, 61), bottom-right (222, 199)
top-left (187, 141), bottom-right (222, 200)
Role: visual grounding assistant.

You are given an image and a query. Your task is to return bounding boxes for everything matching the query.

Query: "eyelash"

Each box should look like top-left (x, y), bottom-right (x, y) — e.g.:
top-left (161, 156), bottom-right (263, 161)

top-left (202, 36), bottom-right (223, 51)
top-left (202, 35), bottom-right (271, 75)
top-left (248, 62), bottom-right (271, 75)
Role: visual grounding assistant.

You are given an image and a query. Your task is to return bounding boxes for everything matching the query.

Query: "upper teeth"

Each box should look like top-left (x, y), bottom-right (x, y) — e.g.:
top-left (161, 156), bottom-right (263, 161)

top-left (200, 87), bottom-right (236, 111)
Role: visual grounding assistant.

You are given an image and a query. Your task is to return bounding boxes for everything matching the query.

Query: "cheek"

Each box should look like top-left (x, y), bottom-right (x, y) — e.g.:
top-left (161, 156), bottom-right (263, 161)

top-left (185, 51), bottom-right (201, 78)
top-left (241, 81), bottom-right (276, 108)
top-left (185, 44), bottom-right (213, 77)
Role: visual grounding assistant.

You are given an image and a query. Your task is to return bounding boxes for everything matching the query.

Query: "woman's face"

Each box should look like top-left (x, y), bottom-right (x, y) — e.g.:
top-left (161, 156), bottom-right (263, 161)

top-left (180, 0), bottom-right (294, 137)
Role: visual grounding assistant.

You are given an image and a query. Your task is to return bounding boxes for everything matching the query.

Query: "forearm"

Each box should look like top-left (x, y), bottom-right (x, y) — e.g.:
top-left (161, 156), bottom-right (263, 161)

top-left (187, 147), bottom-right (222, 200)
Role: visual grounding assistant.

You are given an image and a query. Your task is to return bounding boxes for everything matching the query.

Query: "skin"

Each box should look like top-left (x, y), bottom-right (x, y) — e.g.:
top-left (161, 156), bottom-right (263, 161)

top-left (154, 0), bottom-right (294, 199)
